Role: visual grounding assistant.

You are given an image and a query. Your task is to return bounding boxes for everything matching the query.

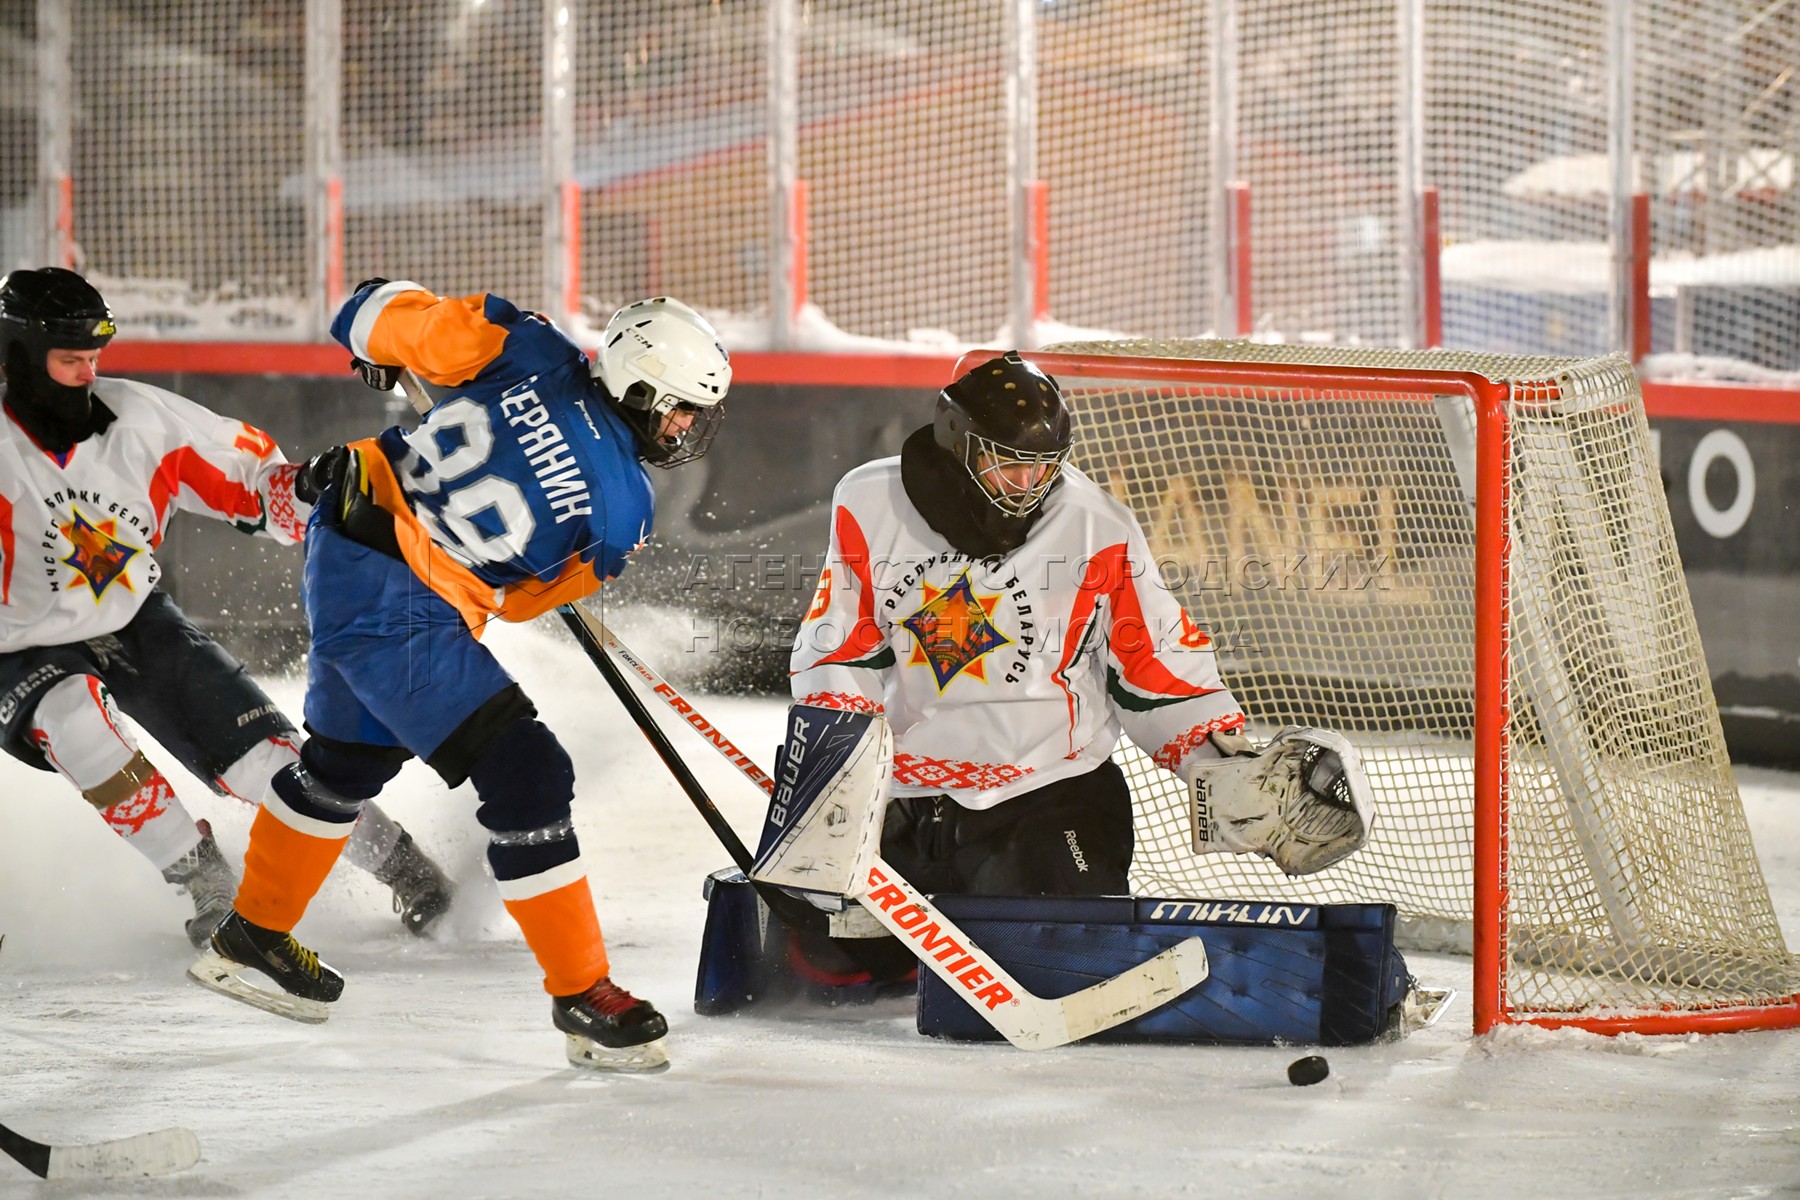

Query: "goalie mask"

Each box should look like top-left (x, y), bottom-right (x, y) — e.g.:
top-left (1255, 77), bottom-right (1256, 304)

top-left (1, 267), bottom-right (118, 453)
top-left (594, 296), bottom-right (731, 469)
top-left (934, 352), bottom-right (1072, 519)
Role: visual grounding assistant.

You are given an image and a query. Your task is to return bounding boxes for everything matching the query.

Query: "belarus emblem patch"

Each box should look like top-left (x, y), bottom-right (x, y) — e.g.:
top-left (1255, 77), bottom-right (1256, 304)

top-left (60, 506), bottom-right (141, 601)
top-left (900, 568), bottom-right (1011, 691)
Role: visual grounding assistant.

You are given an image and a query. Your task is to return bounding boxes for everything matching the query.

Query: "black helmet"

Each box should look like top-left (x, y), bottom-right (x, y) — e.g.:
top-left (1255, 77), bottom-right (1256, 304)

top-left (1, 268), bottom-right (118, 453)
top-left (933, 352), bottom-right (1071, 517)
top-left (0, 268), bottom-right (117, 364)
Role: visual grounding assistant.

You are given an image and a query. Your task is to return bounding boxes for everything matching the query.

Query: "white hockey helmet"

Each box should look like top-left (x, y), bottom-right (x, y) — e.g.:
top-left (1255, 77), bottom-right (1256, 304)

top-left (594, 296), bottom-right (731, 468)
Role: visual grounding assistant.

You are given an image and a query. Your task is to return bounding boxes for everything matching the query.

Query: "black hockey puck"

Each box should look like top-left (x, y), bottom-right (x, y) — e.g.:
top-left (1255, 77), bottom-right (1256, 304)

top-left (1286, 1055), bottom-right (1330, 1086)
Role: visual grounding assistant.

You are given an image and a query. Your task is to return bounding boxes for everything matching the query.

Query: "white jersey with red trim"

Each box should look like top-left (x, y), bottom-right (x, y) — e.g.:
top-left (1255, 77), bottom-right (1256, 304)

top-left (0, 376), bottom-right (308, 654)
top-left (791, 457), bottom-right (1246, 810)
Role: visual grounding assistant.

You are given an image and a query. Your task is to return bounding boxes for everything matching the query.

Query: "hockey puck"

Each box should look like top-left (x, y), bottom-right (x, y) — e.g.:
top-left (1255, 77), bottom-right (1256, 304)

top-left (1286, 1055), bottom-right (1330, 1086)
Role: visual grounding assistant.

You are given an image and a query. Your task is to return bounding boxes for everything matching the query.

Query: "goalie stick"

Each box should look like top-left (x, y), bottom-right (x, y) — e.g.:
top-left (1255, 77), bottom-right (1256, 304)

top-left (397, 368), bottom-right (433, 416)
top-left (0, 1119), bottom-right (200, 1181)
top-left (557, 603), bottom-right (1212, 1050)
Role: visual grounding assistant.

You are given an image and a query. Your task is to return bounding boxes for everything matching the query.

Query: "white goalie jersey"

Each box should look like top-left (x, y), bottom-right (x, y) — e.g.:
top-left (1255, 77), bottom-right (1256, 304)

top-left (0, 377), bottom-right (309, 654)
top-left (791, 458), bottom-right (1247, 810)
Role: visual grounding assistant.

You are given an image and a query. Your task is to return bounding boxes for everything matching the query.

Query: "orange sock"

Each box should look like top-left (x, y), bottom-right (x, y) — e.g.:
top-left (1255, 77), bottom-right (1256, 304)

top-left (502, 875), bottom-right (610, 997)
top-left (234, 804), bottom-right (350, 933)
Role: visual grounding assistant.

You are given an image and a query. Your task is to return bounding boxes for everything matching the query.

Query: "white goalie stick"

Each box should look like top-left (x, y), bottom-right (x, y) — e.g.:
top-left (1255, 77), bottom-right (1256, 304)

top-left (0, 1119), bottom-right (200, 1181)
top-left (848, 855), bottom-right (1208, 1049)
top-left (395, 369), bottom-right (434, 416)
top-left (558, 603), bottom-right (1211, 1050)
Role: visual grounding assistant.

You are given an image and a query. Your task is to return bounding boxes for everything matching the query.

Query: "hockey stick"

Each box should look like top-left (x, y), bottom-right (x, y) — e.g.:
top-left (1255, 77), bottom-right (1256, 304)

top-left (559, 603), bottom-right (1212, 1049)
top-left (852, 854), bottom-right (1206, 1049)
top-left (397, 369), bottom-right (433, 416)
top-left (554, 604), bottom-right (829, 936)
top-left (0, 1119), bottom-right (200, 1180)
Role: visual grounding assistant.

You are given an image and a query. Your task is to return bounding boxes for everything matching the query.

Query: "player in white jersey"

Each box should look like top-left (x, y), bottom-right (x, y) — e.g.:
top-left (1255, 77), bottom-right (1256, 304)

top-left (786, 353), bottom-right (1373, 981)
top-left (0, 268), bottom-right (452, 945)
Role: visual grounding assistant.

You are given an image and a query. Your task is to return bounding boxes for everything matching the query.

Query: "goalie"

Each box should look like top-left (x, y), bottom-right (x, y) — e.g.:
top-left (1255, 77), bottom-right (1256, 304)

top-left (781, 352), bottom-right (1373, 981)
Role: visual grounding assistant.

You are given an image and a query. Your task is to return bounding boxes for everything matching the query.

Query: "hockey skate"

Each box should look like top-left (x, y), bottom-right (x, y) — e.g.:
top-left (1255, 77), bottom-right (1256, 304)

top-left (374, 831), bottom-right (453, 936)
top-left (187, 911), bottom-right (344, 1025)
top-left (160, 819), bottom-right (236, 949)
top-left (552, 977), bottom-right (670, 1073)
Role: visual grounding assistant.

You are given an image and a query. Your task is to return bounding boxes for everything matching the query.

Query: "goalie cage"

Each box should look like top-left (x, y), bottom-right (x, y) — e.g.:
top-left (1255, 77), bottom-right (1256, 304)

top-left (985, 339), bottom-right (1800, 1037)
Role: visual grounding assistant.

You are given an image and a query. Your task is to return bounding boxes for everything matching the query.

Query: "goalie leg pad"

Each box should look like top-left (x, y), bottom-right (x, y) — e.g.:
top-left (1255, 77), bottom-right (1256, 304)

top-left (695, 869), bottom-right (779, 1015)
top-left (694, 869), bottom-right (915, 1015)
top-left (916, 895), bottom-right (1415, 1046)
top-left (1188, 727), bottom-right (1374, 876)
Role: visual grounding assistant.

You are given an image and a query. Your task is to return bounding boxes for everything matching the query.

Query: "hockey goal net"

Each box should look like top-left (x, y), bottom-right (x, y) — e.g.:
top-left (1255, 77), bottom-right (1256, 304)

top-left (1018, 339), bottom-right (1800, 1035)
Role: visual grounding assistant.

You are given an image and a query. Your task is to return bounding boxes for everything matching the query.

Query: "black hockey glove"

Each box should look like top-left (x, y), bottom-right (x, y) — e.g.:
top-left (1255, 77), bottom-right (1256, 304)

top-left (294, 445), bottom-right (351, 507)
top-left (345, 279), bottom-right (401, 390)
top-left (351, 357), bottom-right (401, 391)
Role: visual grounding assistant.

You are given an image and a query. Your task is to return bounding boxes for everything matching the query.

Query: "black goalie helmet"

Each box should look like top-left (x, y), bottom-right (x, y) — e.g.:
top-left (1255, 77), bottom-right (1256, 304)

top-left (0, 267), bottom-right (117, 368)
top-left (933, 352), bottom-right (1072, 517)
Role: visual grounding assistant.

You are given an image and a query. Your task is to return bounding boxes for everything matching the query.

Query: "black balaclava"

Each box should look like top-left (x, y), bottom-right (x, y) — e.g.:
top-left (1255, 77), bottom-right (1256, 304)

top-left (900, 425), bottom-right (1047, 559)
top-left (0, 267), bottom-right (119, 454)
top-left (3, 341), bottom-right (115, 454)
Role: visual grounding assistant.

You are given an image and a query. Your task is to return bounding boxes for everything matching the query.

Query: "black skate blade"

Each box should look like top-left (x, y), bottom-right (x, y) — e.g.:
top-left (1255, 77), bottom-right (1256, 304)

top-left (187, 950), bottom-right (332, 1025)
top-left (563, 1033), bottom-right (669, 1074)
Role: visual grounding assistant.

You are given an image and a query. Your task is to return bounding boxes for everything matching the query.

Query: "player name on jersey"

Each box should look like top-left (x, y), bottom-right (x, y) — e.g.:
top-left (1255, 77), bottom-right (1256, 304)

top-left (497, 386), bottom-right (593, 524)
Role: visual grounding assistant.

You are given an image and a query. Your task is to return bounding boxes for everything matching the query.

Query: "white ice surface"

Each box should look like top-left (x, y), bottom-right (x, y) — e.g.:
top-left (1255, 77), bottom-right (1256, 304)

top-left (3, 619), bottom-right (1799, 1199)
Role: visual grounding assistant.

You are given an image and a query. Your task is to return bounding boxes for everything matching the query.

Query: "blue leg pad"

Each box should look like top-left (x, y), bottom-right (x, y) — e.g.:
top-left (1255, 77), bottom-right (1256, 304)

top-left (694, 869), bottom-right (914, 1015)
top-left (915, 895), bottom-right (1414, 1046)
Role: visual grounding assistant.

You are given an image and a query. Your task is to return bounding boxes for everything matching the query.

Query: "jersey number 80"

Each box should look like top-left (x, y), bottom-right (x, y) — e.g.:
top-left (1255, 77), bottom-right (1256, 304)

top-left (398, 398), bottom-right (536, 567)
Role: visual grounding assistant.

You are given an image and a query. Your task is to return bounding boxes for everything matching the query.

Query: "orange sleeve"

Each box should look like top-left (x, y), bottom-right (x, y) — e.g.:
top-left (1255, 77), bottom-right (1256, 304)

top-left (362, 291), bottom-right (509, 387)
top-left (494, 558), bottom-right (604, 624)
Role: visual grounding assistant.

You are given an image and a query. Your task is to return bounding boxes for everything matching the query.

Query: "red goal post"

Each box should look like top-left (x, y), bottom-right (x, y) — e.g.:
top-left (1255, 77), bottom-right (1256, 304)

top-left (954, 342), bottom-right (1800, 1036)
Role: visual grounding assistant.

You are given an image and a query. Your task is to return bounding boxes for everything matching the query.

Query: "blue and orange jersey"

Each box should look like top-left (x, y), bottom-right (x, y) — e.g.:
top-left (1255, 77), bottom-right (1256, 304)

top-left (331, 281), bottom-right (654, 628)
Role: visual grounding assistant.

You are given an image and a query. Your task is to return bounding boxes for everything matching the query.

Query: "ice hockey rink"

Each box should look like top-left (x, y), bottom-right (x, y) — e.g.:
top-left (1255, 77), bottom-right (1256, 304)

top-left (2, 615), bottom-right (1797, 1199)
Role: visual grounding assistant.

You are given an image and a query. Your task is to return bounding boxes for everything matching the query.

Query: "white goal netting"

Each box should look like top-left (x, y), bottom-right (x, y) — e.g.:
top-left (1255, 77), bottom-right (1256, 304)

top-left (1047, 338), bottom-right (1800, 1026)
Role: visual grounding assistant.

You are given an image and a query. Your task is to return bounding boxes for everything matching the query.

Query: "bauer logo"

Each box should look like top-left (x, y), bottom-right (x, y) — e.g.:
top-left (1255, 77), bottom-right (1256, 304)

top-left (1144, 900), bottom-right (1315, 926)
top-left (0, 664), bottom-right (62, 725)
top-left (769, 712), bottom-right (813, 827)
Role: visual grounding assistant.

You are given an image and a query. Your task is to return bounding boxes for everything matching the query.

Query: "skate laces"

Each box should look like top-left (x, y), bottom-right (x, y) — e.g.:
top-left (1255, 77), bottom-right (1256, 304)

top-left (579, 978), bottom-right (641, 1018)
top-left (279, 934), bottom-right (324, 980)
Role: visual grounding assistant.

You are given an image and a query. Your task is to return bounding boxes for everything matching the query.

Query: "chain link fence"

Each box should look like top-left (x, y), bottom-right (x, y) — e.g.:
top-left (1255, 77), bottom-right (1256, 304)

top-left (2, 0), bottom-right (1794, 367)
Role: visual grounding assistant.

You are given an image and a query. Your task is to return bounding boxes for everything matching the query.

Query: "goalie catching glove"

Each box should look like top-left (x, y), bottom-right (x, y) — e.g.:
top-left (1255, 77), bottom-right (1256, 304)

top-left (1184, 727), bottom-right (1374, 876)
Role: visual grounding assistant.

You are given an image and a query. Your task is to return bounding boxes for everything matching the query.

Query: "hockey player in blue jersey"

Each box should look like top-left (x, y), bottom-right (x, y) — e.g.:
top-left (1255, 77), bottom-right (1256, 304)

top-left (189, 280), bottom-right (730, 1071)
